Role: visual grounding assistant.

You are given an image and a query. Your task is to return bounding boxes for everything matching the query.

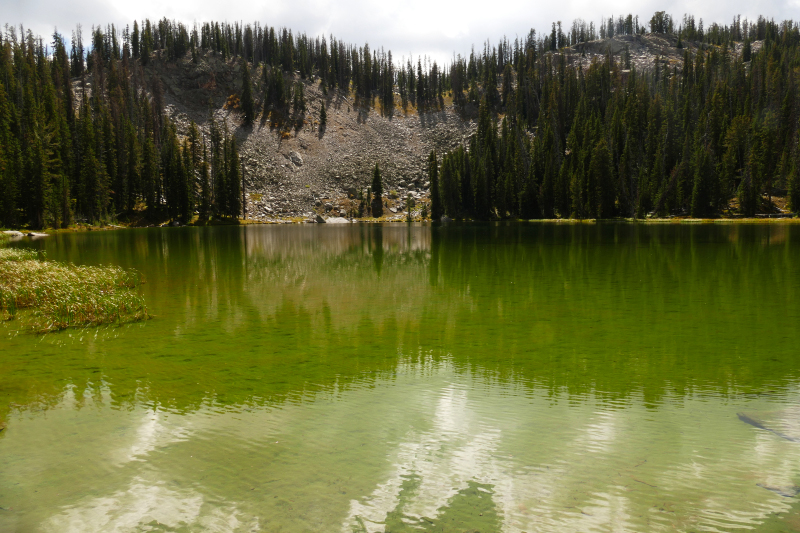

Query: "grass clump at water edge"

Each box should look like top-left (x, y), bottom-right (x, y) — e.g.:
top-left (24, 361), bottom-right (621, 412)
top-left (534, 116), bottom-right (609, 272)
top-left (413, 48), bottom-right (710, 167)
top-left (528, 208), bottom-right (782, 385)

top-left (0, 248), bottom-right (149, 332)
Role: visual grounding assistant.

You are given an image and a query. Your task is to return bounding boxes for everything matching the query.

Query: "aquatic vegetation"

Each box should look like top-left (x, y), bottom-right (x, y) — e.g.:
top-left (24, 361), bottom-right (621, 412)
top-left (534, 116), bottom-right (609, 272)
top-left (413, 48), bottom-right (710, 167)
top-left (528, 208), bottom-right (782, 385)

top-left (0, 248), bottom-right (148, 332)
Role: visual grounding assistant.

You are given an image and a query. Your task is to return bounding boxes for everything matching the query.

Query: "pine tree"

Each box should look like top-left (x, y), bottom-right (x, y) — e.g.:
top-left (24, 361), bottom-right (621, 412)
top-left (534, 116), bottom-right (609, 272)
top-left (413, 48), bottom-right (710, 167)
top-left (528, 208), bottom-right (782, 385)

top-left (292, 82), bottom-right (306, 117)
top-left (501, 63), bottom-right (514, 108)
top-left (319, 102), bottom-right (327, 131)
top-left (141, 20), bottom-right (153, 66)
top-left (790, 150), bottom-right (800, 215)
top-left (142, 136), bottom-right (158, 216)
top-left (181, 138), bottom-right (194, 222)
top-left (240, 60), bottom-right (255, 125)
top-left (199, 144), bottom-right (211, 221)
top-left (428, 150), bottom-right (441, 220)
top-left (440, 154), bottom-right (461, 217)
top-left (591, 138), bottom-right (615, 218)
top-left (371, 163), bottom-right (383, 217)
top-left (519, 154), bottom-right (540, 219)
top-left (0, 82), bottom-right (19, 227)
top-left (691, 145), bottom-right (715, 218)
top-left (132, 21), bottom-right (140, 59)
top-left (226, 137), bottom-right (242, 218)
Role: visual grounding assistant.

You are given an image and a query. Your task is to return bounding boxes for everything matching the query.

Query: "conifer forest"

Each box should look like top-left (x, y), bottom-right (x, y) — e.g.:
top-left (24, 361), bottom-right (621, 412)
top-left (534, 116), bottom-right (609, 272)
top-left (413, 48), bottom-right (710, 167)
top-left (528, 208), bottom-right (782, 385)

top-left (2, 13), bottom-right (800, 228)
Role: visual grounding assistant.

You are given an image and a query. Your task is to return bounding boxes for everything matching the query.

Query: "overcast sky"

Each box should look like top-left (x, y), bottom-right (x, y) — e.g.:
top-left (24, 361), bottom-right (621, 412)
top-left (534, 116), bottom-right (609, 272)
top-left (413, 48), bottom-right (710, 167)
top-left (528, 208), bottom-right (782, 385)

top-left (5, 0), bottom-right (800, 64)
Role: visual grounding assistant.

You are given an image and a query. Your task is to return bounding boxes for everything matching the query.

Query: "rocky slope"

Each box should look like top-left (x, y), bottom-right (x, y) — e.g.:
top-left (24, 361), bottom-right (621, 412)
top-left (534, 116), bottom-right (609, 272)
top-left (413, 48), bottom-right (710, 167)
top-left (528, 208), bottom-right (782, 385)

top-left (152, 53), bottom-right (474, 221)
top-left (148, 34), bottom-right (755, 221)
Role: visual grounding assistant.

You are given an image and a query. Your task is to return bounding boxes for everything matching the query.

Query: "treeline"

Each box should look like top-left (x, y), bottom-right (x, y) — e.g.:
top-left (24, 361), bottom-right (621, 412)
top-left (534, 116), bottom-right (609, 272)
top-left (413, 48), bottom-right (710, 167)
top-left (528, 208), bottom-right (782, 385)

top-left (0, 18), bottom-right (455, 228)
top-left (432, 16), bottom-right (800, 219)
top-left (0, 26), bottom-right (247, 228)
top-left (2, 12), bottom-right (800, 228)
top-left (127, 19), bottom-right (445, 114)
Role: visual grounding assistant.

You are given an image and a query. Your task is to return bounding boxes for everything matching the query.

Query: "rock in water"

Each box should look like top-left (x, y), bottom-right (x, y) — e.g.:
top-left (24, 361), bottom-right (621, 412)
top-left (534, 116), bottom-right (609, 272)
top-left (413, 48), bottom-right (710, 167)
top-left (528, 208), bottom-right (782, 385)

top-left (314, 214), bottom-right (326, 223)
top-left (325, 217), bottom-right (350, 224)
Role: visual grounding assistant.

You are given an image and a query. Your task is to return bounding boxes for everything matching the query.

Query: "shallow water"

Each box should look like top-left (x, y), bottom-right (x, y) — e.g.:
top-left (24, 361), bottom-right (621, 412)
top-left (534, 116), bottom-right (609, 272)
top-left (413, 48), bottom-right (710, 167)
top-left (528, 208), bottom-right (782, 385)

top-left (2, 222), bottom-right (800, 532)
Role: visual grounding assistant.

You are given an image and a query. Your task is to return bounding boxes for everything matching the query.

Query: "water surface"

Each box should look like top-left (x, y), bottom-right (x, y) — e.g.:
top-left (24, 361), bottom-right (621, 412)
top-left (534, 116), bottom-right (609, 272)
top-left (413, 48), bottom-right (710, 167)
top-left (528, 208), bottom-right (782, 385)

top-left (2, 223), bottom-right (800, 532)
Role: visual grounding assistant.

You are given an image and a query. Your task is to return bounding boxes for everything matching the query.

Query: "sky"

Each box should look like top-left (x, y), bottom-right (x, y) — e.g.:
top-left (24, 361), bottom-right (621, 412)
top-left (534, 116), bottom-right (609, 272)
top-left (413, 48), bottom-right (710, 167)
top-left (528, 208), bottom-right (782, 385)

top-left (4, 0), bottom-right (800, 65)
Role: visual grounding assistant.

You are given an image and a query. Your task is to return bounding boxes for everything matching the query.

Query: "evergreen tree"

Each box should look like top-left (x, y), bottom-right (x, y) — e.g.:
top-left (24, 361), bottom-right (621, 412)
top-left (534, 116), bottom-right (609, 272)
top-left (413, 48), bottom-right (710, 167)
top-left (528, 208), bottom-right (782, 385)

top-left (371, 163), bottom-right (383, 217)
top-left (226, 137), bottom-right (242, 218)
top-left (790, 150), bottom-right (800, 214)
top-left (132, 21), bottom-right (140, 59)
top-left (142, 136), bottom-right (158, 215)
top-left (591, 138), bottom-right (616, 218)
top-left (319, 102), bottom-right (327, 130)
top-left (691, 145), bottom-right (715, 217)
top-left (240, 60), bottom-right (255, 125)
top-left (292, 82), bottom-right (306, 117)
top-left (440, 154), bottom-right (461, 217)
top-left (199, 144), bottom-right (211, 220)
top-left (519, 154), bottom-right (540, 219)
top-left (428, 151), bottom-right (441, 220)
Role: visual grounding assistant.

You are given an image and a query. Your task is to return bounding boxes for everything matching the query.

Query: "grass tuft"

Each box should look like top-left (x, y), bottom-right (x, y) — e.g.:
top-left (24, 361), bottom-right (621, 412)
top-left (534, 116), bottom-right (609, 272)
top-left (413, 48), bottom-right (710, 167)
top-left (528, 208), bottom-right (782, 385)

top-left (0, 248), bottom-right (149, 332)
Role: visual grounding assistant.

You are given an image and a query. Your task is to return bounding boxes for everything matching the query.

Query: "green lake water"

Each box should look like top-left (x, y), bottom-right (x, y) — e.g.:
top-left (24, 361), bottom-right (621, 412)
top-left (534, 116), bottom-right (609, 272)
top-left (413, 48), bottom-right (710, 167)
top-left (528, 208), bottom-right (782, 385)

top-left (2, 222), bottom-right (800, 532)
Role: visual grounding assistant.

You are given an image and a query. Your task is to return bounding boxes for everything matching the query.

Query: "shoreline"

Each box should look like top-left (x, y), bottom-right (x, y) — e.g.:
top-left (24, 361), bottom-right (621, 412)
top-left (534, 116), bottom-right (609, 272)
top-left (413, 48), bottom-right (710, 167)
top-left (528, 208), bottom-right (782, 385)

top-left (3, 215), bottom-right (800, 237)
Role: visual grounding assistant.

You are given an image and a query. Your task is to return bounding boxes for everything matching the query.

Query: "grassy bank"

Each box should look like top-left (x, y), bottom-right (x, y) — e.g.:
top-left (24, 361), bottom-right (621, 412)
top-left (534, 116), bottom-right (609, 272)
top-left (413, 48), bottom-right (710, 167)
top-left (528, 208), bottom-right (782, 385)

top-left (0, 248), bottom-right (149, 332)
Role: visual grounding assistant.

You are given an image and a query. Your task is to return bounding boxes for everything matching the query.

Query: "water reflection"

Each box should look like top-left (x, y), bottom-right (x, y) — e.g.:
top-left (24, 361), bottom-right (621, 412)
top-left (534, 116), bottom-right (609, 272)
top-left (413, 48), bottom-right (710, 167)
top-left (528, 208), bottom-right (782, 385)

top-left (2, 223), bottom-right (800, 531)
top-left (4, 358), bottom-right (800, 532)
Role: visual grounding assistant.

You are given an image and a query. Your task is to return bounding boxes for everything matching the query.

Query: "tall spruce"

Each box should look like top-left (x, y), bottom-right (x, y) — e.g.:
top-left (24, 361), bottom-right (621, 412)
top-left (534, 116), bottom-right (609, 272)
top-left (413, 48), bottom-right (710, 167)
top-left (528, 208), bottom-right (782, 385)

top-left (428, 151), bottom-right (441, 220)
top-left (790, 149), bottom-right (800, 214)
top-left (241, 60), bottom-right (255, 125)
top-left (371, 163), bottom-right (383, 217)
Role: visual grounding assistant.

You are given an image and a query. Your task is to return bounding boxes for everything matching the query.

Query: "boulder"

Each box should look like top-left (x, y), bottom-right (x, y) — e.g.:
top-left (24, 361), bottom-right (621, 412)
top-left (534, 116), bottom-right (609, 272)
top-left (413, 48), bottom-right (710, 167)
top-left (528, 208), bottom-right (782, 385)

top-left (289, 151), bottom-right (303, 166)
top-left (314, 214), bottom-right (326, 223)
top-left (325, 217), bottom-right (350, 223)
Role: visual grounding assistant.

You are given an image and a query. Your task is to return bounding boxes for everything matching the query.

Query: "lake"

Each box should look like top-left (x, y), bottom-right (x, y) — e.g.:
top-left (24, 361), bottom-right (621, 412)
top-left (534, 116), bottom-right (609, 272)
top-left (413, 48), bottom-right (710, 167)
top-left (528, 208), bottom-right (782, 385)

top-left (2, 222), bottom-right (800, 532)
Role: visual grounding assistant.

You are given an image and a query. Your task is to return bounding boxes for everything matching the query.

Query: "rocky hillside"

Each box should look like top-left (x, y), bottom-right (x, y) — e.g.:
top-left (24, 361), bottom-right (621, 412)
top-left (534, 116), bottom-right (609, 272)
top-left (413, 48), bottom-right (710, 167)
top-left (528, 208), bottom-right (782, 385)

top-left (148, 32), bottom-right (752, 221)
top-left (149, 53), bottom-right (474, 221)
top-left (565, 33), bottom-right (758, 71)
